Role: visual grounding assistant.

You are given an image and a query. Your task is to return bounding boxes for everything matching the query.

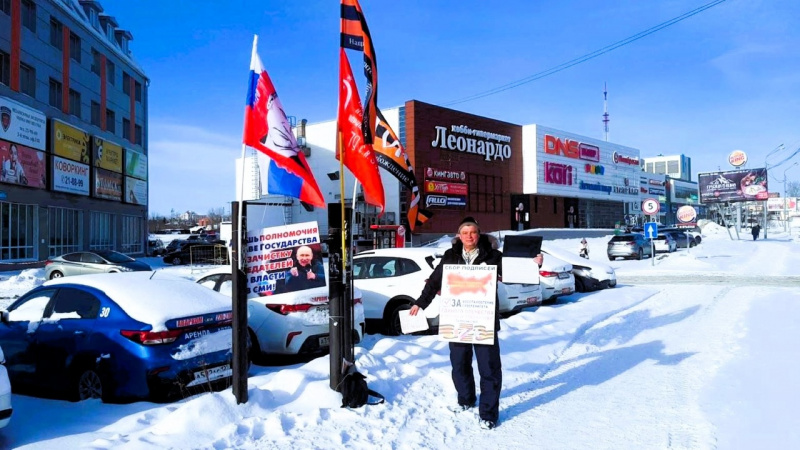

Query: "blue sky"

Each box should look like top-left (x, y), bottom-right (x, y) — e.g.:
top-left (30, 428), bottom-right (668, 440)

top-left (104, 0), bottom-right (800, 216)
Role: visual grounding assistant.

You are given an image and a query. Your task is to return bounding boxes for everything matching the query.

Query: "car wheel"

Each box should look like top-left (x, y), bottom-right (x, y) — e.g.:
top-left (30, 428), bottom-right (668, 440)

top-left (171, 256), bottom-right (182, 265)
top-left (689, 241), bottom-right (697, 248)
top-left (607, 255), bottom-right (615, 261)
top-left (637, 248), bottom-right (643, 260)
top-left (75, 368), bottom-right (104, 401)
top-left (49, 270), bottom-right (64, 279)
top-left (386, 303), bottom-right (412, 336)
top-left (575, 277), bottom-right (586, 293)
top-left (247, 328), bottom-right (264, 365)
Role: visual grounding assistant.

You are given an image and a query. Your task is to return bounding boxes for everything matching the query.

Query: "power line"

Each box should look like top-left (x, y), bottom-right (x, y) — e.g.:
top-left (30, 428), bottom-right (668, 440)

top-left (443, 0), bottom-right (729, 107)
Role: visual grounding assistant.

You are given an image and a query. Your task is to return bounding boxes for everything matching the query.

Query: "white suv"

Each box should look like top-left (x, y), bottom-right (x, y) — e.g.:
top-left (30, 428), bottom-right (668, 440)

top-left (353, 247), bottom-right (542, 335)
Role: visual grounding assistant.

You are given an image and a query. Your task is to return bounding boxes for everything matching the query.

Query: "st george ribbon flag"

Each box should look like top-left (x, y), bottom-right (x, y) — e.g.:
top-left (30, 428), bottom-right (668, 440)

top-left (243, 36), bottom-right (325, 208)
top-left (340, 0), bottom-right (432, 232)
top-left (336, 47), bottom-right (385, 213)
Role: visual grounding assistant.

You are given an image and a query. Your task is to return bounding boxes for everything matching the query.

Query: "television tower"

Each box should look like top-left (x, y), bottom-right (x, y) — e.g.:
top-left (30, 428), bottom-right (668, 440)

top-left (603, 82), bottom-right (610, 142)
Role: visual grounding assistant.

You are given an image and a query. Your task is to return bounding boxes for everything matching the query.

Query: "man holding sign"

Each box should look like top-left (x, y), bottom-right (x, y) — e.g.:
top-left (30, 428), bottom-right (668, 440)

top-left (409, 217), bottom-right (540, 430)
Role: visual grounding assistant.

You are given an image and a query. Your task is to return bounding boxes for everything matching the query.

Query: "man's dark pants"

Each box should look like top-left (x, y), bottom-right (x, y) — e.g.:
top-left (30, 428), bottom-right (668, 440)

top-left (449, 334), bottom-right (502, 422)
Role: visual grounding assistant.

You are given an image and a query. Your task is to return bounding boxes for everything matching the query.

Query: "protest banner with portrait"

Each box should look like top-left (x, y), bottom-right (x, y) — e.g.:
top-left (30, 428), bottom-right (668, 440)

top-left (438, 264), bottom-right (498, 345)
top-left (245, 221), bottom-right (327, 299)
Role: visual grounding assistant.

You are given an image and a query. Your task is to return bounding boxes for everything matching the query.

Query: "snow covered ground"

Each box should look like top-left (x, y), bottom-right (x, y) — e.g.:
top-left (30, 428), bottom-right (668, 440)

top-left (0, 222), bottom-right (799, 449)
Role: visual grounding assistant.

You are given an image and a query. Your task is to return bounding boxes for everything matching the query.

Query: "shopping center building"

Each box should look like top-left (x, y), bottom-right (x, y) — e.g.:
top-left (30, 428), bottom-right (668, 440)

top-left (1, 0), bottom-right (148, 270)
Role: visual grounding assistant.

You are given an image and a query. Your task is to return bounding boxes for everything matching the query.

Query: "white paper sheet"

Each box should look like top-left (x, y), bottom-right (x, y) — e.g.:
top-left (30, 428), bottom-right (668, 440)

top-left (399, 309), bottom-right (429, 334)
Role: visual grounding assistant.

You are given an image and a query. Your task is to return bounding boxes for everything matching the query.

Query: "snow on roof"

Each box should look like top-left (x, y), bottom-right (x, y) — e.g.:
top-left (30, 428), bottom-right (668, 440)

top-left (44, 272), bottom-right (230, 331)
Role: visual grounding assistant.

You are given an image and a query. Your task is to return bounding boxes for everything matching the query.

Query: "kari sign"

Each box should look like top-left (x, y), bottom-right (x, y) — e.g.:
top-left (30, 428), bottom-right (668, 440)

top-left (52, 119), bottom-right (90, 164)
top-left (0, 96), bottom-right (46, 151)
top-left (544, 162), bottom-right (573, 186)
top-left (438, 264), bottom-right (497, 345)
top-left (0, 139), bottom-right (46, 188)
top-left (245, 221), bottom-right (326, 298)
top-left (52, 155), bottom-right (90, 196)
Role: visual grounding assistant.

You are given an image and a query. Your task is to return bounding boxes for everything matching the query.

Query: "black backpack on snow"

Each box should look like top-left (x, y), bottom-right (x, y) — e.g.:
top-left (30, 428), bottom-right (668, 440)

top-left (340, 370), bottom-right (384, 408)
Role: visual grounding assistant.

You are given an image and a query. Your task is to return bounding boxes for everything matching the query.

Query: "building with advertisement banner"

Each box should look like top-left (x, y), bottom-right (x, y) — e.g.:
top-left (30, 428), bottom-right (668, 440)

top-left (0, 1), bottom-right (148, 270)
top-left (250, 100), bottom-right (653, 245)
top-left (667, 178), bottom-right (704, 226)
top-left (698, 168), bottom-right (769, 204)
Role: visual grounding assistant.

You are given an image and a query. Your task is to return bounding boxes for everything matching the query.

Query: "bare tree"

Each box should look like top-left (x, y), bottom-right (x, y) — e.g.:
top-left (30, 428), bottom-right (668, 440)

top-left (787, 181), bottom-right (800, 197)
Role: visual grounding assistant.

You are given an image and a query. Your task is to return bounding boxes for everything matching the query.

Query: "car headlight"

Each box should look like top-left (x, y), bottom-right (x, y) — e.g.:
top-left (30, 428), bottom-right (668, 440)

top-left (118, 266), bottom-right (134, 272)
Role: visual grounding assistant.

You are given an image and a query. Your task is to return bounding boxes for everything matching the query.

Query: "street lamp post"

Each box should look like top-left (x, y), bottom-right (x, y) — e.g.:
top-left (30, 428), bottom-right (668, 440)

top-left (784, 162), bottom-right (799, 232)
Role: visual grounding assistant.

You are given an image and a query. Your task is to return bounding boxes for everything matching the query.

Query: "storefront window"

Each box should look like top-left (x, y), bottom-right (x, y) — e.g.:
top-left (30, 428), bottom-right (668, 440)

top-left (467, 174), bottom-right (503, 213)
top-left (120, 215), bottom-right (143, 254)
top-left (49, 207), bottom-right (83, 256)
top-left (0, 201), bottom-right (37, 261)
top-left (90, 211), bottom-right (115, 251)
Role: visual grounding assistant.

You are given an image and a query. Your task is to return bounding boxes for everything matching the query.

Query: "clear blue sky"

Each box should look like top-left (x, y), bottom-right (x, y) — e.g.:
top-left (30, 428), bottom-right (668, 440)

top-left (103, 0), bottom-right (800, 216)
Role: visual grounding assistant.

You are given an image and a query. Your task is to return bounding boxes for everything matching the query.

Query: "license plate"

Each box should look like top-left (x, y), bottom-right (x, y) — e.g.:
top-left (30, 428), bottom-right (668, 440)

top-left (561, 287), bottom-right (571, 294)
top-left (526, 297), bottom-right (538, 304)
top-left (557, 272), bottom-right (570, 279)
top-left (191, 364), bottom-right (232, 385)
top-left (319, 336), bottom-right (330, 347)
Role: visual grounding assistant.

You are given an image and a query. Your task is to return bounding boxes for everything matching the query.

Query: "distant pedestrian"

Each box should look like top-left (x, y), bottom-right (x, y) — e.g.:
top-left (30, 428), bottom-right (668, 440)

top-left (751, 224), bottom-right (761, 241)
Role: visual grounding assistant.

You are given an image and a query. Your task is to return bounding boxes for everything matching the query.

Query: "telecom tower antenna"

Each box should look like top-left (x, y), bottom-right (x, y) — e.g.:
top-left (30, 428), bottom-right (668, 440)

top-left (603, 82), bottom-right (610, 142)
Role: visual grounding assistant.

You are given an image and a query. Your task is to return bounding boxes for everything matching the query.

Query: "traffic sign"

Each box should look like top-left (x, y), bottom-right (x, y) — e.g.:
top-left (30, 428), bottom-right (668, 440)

top-left (644, 222), bottom-right (659, 239)
top-left (642, 198), bottom-right (660, 215)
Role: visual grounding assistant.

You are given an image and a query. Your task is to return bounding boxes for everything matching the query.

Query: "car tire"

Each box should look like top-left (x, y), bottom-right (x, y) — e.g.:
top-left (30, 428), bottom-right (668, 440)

top-left (637, 248), bottom-right (643, 260)
top-left (575, 277), bottom-right (586, 293)
top-left (247, 328), bottom-right (264, 365)
top-left (689, 241), bottom-right (697, 248)
top-left (386, 303), bottom-right (412, 336)
top-left (170, 256), bottom-right (182, 265)
top-left (607, 255), bottom-right (615, 261)
top-left (74, 367), bottom-right (104, 402)
top-left (49, 270), bottom-right (64, 279)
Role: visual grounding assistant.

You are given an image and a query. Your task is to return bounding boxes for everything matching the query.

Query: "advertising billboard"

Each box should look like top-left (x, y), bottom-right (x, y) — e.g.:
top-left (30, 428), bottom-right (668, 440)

top-left (93, 137), bottom-right (123, 173)
top-left (125, 176), bottom-right (147, 205)
top-left (0, 96), bottom-right (46, 151)
top-left (125, 148), bottom-right (148, 180)
top-left (52, 119), bottom-right (90, 164)
top-left (0, 139), bottom-right (46, 188)
top-left (94, 168), bottom-right (123, 201)
top-left (52, 155), bottom-right (90, 196)
top-left (698, 168), bottom-right (769, 204)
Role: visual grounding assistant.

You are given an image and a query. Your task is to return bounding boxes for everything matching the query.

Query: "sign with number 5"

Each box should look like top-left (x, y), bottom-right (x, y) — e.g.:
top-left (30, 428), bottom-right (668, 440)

top-left (642, 198), bottom-right (660, 215)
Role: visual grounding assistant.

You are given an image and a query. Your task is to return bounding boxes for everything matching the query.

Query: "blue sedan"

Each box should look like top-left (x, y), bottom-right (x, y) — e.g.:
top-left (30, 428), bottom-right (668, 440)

top-left (0, 272), bottom-right (235, 403)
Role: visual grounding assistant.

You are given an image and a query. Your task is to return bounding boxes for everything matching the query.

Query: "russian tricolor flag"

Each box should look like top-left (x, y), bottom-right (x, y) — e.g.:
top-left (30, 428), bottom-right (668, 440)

top-left (243, 36), bottom-right (324, 207)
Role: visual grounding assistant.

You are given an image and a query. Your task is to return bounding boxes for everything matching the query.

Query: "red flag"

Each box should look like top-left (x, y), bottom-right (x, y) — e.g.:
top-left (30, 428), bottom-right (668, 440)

top-left (336, 48), bottom-right (385, 212)
top-left (243, 37), bottom-right (325, 207)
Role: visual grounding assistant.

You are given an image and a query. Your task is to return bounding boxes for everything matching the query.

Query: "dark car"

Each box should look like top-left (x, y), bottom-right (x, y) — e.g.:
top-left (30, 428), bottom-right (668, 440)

top-left (607, 233), bottom-right (654, 261)
top-left (0, 272), bottom-right (235, 402)
top-left (163, 241), bottom-right (228, 265)
top-left (45, 251), bottom-right (152, 279)
top-left (146, 238), bottom-right (166, 257)
top-left (664, 230), bottom-right (698, 248)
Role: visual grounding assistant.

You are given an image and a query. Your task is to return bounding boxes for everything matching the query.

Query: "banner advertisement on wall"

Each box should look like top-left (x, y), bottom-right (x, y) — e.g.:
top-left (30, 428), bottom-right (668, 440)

top-left (94, 168), bottom-right (123, 201)
top-left (0, 96), bottom-right (46, 151)
top-left (0, 138), bottom-right (46, 188)
top-left (125, 176), bottom-right (148, 205)
top-left (698, 168), bottom-right (769, 204)
top-left (125, 148), bottom-right (148, 180)
top-left (93, 137), bottom-right (123, 173)
top-left (52, 119), bottom-right (90, 164)
top-left (424, 168), bottom-right (468, 209)
top-left (52, 155), bottom-right (90, 196)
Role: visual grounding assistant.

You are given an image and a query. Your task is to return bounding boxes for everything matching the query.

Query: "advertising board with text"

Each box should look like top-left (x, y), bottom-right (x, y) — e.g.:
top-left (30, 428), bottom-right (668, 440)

top-left (93, 137), bottom-right (123, 173)
top-left (51, 119), bottom-right (90, 164)
top-left (698, 168), bottom-right (769, 204)
top-left (438, 264), bottom-right (497, 345)
top-left (245, 221), bottom-right (327, 299)
top-left (423, 176), bottom-right (468, 209)
top-left (0, 139), bottom-right (46, 188)
top-left (0, 96), bottom-right (46, 151)
top-left (52, 155), bottom-right (90, 196)
top-left (125, 148), bottom-right (148, 180)
top-left (124, 176), bottom-right (148, 205)
top-left (94, 168), bottom-right (123, 201)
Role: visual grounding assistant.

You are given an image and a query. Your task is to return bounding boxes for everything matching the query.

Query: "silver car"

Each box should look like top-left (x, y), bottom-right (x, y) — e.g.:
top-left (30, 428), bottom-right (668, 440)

top-left (45, 250), bottom-right (152, 279)
top-left (607, 233), bottom-right (654, 260)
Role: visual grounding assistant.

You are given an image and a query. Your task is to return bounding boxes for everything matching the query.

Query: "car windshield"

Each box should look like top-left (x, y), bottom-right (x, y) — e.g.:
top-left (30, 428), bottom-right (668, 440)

top-left (95, 250), bottom-right (135, 263)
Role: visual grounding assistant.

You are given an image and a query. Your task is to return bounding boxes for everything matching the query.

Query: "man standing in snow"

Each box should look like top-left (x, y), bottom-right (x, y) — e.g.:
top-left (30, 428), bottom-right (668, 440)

top-left (751, 224), bottom-right (761, 241)
top-left (408, 216), bottom-right (542, 430)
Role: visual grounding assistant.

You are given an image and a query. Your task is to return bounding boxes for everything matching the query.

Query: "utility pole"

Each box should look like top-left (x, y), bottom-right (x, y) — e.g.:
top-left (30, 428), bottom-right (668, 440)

top-left (602, 82), bottom-right (610, 142)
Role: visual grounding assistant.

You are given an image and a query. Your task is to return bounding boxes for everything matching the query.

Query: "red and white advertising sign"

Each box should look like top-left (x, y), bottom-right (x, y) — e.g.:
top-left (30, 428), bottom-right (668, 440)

top-left (728, 150), bottom-right (747, 167)
top-left (425, 167), bottom-right (466, 182)
top-left (425, 180), bottom-right (468, 196)
top-left (676, 205), bottom-right (697, 223)
top-left (0, 139), bottom-right (46, 188)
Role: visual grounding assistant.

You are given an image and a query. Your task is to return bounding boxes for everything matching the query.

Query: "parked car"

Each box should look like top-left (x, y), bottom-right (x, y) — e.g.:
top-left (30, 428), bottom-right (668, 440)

top-left (0, 272), bottom-right (236, 402)
top-left (165, 239), bottom-right (189, 253)
top-left (653, 233), bottom-right (677, 253)
top-left (353, 247), bottom-right (543, 335)
top-left (45, 250), bottom-right (152, 279)
top-left (540, 244), bottom-right (616, 292)
top-left (163, 242), bottom-right (228, 266)
top-left (196, 268), bottom-right (365, 357)
top-left (664, 230), bottom-right (699, 248)
top-left (0, 345), bottom-right (11, 429)
top-left (607, 233), bottom-right (654, 260)
top-left (147, 238), bottom-right (166, 257)
top-left (538, 252), bottom-right (576, 302)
